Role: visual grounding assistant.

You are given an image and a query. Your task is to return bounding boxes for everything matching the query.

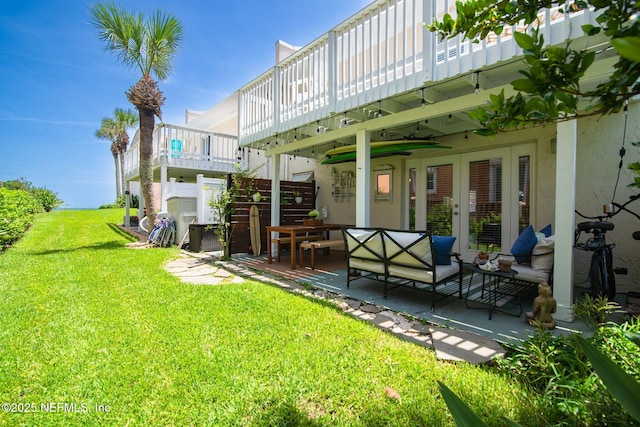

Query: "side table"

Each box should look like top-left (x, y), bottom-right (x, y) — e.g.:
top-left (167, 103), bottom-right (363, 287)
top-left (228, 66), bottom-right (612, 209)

top-left (466, 265), bottom-right (521, 320)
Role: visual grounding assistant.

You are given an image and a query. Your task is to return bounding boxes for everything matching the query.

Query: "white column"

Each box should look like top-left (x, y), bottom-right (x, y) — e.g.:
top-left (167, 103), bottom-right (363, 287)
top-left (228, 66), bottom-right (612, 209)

top-left (554, 120), bottom-right (577, 322)
top-left (124, 180), bottom-right (131, 227)
top-left (355, 129), bottom-right (371, 227)
top-left (160, 164), bottom-right (168, 213)
top-left (196, 174), bottom-right (205, 223)
top-left (271, 154), bottom-right (282, 257)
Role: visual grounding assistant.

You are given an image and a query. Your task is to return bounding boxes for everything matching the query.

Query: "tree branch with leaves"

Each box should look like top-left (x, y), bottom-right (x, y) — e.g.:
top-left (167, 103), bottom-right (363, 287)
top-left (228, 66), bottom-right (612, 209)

top-left (427, 0), bottom-right (640, 137)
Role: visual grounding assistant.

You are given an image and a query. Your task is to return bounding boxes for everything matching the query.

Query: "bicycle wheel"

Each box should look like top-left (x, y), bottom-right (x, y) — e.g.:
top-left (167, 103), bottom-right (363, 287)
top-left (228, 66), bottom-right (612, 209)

top-left (589, 252), bottom-right (616, 299)
top-left (589, 254), bottom-right (604, 298)
top-left (603, 247), bottom-right (616, 299)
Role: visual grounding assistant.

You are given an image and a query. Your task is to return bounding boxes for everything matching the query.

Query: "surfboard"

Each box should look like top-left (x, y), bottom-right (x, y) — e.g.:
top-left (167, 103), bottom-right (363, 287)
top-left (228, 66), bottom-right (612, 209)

top-left (249, 205), bottom-right (261, 256)
top-left (324, 139), bottom-right (440, 157)
top-left (322, 151), bottom-right (412, 164)
top-left (321, 141), bottom-right (449, 164)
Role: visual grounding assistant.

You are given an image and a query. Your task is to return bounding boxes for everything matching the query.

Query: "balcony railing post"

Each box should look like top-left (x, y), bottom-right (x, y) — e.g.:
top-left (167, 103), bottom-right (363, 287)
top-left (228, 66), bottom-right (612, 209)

top-left (328, 30), bottom-right (337, 115)
top-left (273, 66), bottom-right (281, 134)
top-left (238, 89), bottom-right (245, 144)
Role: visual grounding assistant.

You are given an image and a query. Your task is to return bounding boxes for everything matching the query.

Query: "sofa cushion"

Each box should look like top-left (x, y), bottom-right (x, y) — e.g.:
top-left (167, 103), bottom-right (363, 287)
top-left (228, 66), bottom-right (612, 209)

top-left (511, 225), bottom-right (538, 264)
top-left (539, 224), bottom-right (552, 237)
top-left (384, 231), bottom-right (431, 267)
top-left (345, 229), bottom-right (384, 261)
top-left (432, 235), bottom-right (456, 265)
top-left (514, 264), bottom-right (548, 284)
top-left (531, 235), bottom-right (555, 277)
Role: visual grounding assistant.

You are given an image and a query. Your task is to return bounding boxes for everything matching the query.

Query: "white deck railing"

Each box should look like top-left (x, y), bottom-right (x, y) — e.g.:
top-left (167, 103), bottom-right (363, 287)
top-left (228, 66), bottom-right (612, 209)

top-left (239, 0), bottom-right (597, 146)
top-left (124, 124), bottom-right (246, 180)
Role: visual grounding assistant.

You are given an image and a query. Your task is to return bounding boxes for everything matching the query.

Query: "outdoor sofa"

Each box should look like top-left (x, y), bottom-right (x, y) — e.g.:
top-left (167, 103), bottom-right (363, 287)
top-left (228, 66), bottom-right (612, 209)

top-left (341, 227), bottom-right (463, 310)
top-left (490, 224), bottom-right (556, 287)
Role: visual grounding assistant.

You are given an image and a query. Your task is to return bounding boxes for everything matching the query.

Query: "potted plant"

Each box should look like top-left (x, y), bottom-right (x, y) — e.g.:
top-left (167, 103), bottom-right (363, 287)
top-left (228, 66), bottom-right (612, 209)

top-left (252, 192), bottom-right (262, 202)
top-left (293, 190), bottom-right (302, 204)
top-left (303, 209), bottom-right (322, 226)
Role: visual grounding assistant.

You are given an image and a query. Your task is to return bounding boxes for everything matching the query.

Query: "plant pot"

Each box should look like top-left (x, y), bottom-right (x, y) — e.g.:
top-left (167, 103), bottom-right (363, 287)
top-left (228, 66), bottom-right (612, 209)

top-left (303, 218), bottom-right (322, 226)
top-left (498, 259), bottom-right (512, 272)
top-left (295, 196), bottom-right (303, 204)
top-left (252, 193), bottom-right (261, 202)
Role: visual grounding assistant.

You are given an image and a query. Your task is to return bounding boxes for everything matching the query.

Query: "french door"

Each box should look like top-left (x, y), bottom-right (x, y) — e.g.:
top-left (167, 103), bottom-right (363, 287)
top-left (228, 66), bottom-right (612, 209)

top-left (406, 145), bottom-right (534, 261)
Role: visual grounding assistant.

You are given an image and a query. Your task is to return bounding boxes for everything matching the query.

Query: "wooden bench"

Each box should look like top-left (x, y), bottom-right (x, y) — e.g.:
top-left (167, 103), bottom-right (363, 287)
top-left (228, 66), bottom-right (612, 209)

top-left (298, 239), bottom-right (345, 269)
top-left (272, 234), bottom-right (324, 262)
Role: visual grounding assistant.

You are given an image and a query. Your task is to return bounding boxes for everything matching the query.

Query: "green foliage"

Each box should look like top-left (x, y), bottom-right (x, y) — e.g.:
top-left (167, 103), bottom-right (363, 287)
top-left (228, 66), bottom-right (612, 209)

top-left (426, 203), bottom-right (453, 235)
top-left (438, 324), bottom-right (640, 426)
top-left (576, 334), bottom-right (640, 422)
top-left (494, 320), bottom-right (640, 426)
top-left (0, 178), bottom-right (62, 212)
top-left (208, 188), bottom-right (234, 259)
top-left (90, 2), bottom-right (184, 81)
top-left (99, 194), bottom-right (139, 209)
top-left (437, 382), bottom-right (493, 427)
top-left (573, 294), bottom-right (617, 330)
top-left (629, 143), bottom-right (640, 188)
top-left (427, 0), bottom-right (640, 137)
top-left (0, 188), bottom-right (42, 250)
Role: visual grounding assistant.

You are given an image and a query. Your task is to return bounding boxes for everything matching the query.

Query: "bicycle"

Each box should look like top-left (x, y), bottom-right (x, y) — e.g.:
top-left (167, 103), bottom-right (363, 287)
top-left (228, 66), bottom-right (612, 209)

top-left (575, 194), bottom-right (640, 299)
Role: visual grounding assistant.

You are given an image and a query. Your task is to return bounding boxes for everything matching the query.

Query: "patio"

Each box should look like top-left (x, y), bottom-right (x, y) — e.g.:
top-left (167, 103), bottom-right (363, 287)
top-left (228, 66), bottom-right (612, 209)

top-left (230, 249), bottom-right (592, 347)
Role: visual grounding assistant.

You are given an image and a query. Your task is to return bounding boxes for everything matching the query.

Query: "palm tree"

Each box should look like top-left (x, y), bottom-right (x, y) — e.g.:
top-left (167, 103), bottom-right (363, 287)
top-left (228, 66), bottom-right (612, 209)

top-left (95, 117), bottom-right (121, 199)
top-left (114, 108), bottom-right (138, 197)
top-left (91, 2), bottom-right (183, 230)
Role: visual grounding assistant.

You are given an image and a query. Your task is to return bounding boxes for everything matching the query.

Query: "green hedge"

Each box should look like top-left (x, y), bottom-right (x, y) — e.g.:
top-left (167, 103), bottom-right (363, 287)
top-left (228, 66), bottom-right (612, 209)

top-left (0, 188), bottom-right (42, 250)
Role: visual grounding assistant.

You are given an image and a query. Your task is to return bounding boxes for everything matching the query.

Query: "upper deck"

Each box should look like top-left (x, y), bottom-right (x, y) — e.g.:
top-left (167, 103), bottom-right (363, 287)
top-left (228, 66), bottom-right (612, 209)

top-left (123, 123), bottom-right (246, 181)
top-left (238, 0), bottom-right (601, 151)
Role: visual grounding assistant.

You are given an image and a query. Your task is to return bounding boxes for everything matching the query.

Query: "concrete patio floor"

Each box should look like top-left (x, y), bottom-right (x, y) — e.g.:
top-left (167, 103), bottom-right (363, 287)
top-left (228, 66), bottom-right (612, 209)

top-left (229, 250), bottom-right (592, 348)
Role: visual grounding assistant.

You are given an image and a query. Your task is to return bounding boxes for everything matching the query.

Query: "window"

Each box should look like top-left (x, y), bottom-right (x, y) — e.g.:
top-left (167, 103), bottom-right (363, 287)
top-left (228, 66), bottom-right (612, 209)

top-left (426, 167), bottom-right (437, 193)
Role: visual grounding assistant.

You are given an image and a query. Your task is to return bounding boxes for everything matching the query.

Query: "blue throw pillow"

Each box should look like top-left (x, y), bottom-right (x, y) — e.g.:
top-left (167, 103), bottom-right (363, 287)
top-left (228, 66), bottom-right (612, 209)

top-left (539, 224), bottom-right (552, 237)
top-left (511, 225), bottom-right (538, 263)
top-left (432, 235), bottom-right (456, 265)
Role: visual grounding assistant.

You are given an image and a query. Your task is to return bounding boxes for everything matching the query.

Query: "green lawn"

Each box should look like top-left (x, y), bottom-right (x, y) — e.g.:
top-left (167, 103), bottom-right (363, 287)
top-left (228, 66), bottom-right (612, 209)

top-left (0, 209), bottom-right (542, 426)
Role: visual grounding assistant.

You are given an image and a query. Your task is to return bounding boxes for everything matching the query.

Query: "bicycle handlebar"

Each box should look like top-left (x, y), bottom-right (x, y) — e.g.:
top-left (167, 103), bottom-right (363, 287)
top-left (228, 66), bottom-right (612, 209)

top-left (575, 194), bottom-right (640, 221)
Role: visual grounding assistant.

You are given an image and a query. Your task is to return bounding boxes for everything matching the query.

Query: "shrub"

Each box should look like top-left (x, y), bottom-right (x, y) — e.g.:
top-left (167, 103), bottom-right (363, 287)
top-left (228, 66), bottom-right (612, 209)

top-left (0, 178), bottom-right (62, 212)
top-left (99, 194), bottom-right (139, 209)
top-left (494, 320), bottom-right (640, 426)
top-left (0, 188), bottom-right (42, 250)
top-left (30, 187), bottom-right (62, 212)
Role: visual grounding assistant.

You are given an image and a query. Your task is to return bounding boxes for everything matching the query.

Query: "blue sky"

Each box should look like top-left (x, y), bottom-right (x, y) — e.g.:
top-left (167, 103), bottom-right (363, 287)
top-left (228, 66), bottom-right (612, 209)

top-left (0, 0), bottom-right (371, 208)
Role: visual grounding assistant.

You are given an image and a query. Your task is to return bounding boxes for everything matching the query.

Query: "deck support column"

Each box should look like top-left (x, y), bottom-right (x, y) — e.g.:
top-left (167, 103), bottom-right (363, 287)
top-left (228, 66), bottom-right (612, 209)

top-left (355, 129), bottom-right (371, 227)
top-left (271, 154), bottom-right (282, 256)
top-left (554, 120), bottom-right (577, 322)
top-left (160, 164), bottom-right (168, 213)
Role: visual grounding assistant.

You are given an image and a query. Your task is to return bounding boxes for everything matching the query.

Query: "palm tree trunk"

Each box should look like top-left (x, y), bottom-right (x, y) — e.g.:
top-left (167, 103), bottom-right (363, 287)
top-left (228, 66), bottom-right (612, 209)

top-left (113, 153), bottom-right (121, 199)
top-left (119, 149), bottom-right (127, 199)
top-left (138, 108), bottom-right (157, 230)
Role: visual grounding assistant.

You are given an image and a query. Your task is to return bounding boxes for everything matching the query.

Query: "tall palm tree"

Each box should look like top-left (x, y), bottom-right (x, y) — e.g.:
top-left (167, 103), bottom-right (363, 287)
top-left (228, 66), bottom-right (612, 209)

top-left (114, 108), bottom-right (138, 197)
top-left (95, 117), bottom-right (121, 199)
top-left (91, 2), bottom-right (183, 229)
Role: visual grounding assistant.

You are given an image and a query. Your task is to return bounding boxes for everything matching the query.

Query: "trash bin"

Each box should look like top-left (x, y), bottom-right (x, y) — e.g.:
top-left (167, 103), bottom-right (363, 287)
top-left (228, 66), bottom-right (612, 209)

top-left (189, 224), bottom-right (204, 252)
top-left (189, 224), bottom-right (222, 252)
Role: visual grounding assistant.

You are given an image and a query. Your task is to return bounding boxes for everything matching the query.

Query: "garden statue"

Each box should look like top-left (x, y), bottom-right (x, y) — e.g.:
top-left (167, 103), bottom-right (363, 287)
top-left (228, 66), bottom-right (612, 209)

top-left (526, 281), bottom-right (556, 329)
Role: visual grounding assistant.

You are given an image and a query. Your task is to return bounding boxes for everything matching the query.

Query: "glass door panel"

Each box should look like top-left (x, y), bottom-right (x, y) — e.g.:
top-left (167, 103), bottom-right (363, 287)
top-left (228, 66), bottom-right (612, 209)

top-left (426, 164), bottom-right (454, 235)
top-left (408, 167), bottom-right (417, 230)
top-left (518, 155), bottom-right (531, 234)
top-left (468, 157), bottom-right (503, 252)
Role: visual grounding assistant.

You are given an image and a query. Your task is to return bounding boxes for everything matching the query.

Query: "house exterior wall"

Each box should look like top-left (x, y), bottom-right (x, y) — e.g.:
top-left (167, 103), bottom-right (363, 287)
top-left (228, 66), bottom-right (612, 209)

top-left (284, 104), bottom-right (640, 293)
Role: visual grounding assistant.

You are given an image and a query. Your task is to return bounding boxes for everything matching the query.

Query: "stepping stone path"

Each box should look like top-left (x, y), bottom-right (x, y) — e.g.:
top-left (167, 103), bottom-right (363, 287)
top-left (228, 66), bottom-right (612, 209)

top-left (162, 250), bottom-right (506, 364)
top-left (164, 252), bottom-right (244, 285)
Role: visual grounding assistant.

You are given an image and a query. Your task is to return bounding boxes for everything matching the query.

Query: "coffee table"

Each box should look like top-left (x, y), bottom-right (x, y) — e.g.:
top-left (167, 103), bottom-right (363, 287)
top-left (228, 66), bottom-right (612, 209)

top-left (466, 265), bottom-right (522, 320)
